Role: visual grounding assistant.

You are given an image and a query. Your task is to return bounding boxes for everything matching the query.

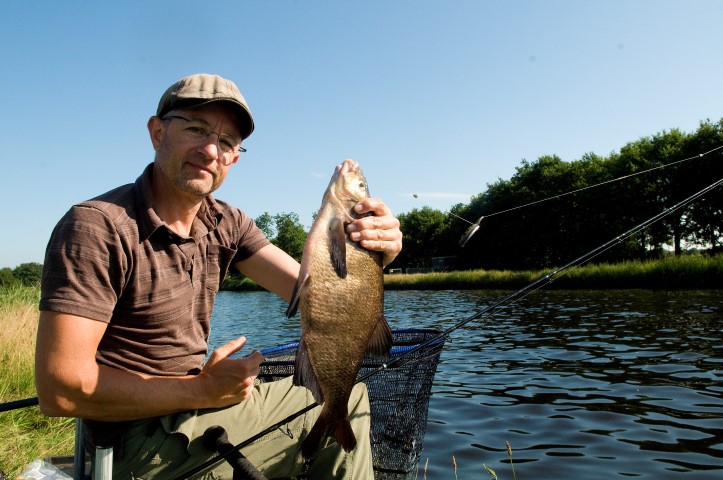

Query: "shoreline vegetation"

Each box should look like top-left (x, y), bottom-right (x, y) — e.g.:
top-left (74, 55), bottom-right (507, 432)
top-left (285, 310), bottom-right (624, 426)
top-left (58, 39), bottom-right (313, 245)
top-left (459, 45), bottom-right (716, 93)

top-left (1, 254), bottom-right (720, 477)
top-left (223, 253), bottom-right (723, 291)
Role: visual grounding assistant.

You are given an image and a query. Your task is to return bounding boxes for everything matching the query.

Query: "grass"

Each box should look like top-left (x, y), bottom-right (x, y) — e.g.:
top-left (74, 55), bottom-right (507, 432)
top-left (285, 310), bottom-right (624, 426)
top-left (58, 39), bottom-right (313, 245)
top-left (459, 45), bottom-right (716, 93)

top-left (0, 284), bottom-right (75, 478)
top-left (384, 253), bottom-right (723, 290)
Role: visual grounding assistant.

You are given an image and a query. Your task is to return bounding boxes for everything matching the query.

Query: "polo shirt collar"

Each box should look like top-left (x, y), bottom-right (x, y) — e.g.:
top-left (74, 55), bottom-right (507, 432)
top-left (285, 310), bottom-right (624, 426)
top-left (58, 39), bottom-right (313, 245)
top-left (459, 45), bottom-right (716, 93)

top-left (135, 163), bottom-right (224, 242)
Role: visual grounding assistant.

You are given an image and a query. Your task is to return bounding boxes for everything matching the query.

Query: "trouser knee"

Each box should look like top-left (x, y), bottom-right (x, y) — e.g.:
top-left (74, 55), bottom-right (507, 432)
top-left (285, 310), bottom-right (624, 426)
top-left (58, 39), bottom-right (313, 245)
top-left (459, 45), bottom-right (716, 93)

top-left (349, 383), bottom-right (370, 414)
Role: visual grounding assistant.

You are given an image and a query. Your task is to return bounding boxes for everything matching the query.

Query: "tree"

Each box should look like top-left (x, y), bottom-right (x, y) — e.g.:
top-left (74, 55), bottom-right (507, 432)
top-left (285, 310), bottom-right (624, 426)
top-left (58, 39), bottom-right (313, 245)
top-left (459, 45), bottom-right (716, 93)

top-left (254, 212), bottom-right (275, 239)
top-left (271, 213), bottom-right (308, 262)
top-left (396, 207), bottom-right (450, 269)
top-left (0, 267), bottom-right (18, 286)
top-left (13, 262), bottom-right (43, 286)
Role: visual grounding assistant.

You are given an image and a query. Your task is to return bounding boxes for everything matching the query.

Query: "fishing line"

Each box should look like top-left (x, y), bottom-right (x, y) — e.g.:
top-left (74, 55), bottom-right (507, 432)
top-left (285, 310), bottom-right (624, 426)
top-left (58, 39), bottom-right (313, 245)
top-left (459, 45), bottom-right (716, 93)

top-left (475, 144), bottom-right (722, 221)
top-left (478, 145), bottom-right (723, 223)
top-left (421, 145), bottom-right (722, 246)
top-left (176, 174), bottom-right (722, 480)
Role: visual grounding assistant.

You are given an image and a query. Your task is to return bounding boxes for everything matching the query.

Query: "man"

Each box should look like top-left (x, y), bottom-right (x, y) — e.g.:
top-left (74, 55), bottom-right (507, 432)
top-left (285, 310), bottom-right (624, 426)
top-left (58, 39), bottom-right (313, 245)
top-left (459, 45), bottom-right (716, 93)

top-left (35, 73), bottom-right (403, 479)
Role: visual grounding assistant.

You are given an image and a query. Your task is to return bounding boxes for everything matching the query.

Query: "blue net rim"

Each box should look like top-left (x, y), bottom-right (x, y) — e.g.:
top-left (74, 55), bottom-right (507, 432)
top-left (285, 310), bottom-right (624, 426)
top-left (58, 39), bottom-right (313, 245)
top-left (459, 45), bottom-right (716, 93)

top-left (259, 328), bottom-right (444, 358)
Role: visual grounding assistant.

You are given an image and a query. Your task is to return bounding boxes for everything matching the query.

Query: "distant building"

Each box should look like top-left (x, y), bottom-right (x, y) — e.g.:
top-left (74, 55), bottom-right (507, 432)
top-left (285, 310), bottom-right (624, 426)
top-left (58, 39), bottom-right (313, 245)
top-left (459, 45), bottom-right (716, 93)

top-left (431, 256), bottom-right (458, 272)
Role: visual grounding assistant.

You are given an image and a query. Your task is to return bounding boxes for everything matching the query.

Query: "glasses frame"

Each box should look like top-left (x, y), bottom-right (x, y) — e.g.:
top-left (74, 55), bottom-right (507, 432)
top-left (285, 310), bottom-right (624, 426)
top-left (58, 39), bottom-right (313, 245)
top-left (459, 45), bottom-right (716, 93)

top-left (162, 114), bottom-right (246, 165)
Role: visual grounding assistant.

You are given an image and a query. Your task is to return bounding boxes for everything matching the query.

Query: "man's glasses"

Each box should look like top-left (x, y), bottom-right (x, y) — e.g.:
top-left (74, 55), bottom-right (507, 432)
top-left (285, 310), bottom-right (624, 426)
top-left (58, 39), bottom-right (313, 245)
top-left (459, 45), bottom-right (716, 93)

top-left (163, 114), bottom-right (245, 165)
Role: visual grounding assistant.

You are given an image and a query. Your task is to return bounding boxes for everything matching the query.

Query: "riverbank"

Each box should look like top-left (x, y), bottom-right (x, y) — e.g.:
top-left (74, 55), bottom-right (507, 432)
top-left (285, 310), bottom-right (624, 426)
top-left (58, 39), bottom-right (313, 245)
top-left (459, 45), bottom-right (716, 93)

top-left (223, 253), bottom-right (723, 291)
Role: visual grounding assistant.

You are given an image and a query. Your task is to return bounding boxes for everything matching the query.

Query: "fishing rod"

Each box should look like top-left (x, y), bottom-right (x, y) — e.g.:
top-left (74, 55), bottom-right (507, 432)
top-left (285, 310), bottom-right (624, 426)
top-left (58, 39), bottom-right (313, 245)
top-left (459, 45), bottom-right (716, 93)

top-left (0, 396), bottom-right (38, 413)
top-left (176, 174), bottom-right (723, 480)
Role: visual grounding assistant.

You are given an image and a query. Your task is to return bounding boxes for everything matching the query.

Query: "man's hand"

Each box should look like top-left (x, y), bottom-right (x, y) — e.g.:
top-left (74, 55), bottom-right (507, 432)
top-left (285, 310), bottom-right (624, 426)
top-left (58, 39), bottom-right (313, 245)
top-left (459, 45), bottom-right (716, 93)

top-left (198, 337), bottom-right (264, 408)
top-left (346, 197), bottom-right (403, 267)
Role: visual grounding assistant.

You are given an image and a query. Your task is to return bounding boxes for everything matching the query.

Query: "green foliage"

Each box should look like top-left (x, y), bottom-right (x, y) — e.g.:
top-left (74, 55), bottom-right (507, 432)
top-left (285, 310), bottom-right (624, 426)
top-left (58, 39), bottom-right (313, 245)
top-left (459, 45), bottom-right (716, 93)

top-left (396, 207), bottom-right (452, 268)
top-left (273, 212), bottom-right (307, 262)
top-left (254, 212), bottom-right (308, 262)
top-left (254, 211), bottom-right (275, 239)
top-left (12, 262), bottom-right (43, 286)
top-left (0, 267), bottom-right (18, 286)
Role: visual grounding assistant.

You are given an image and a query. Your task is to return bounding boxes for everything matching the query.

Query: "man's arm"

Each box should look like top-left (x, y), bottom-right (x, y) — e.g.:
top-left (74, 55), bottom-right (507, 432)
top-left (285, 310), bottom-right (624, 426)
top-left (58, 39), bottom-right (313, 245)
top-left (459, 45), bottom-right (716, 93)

top-left (235, 244), bottom-right (300, 302)
top-left (35, 311), bottom-right (263, 421)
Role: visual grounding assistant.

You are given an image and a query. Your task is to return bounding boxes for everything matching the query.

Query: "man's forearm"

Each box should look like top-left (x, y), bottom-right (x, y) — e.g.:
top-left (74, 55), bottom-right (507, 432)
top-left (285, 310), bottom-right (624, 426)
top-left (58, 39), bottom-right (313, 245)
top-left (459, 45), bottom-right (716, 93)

top-left (37, 362), bottom-right (206, 421)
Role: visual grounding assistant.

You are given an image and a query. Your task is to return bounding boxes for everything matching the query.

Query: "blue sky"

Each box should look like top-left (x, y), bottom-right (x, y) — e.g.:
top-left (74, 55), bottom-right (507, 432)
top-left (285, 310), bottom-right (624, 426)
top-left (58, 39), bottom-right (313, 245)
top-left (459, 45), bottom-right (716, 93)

top-left (1, 1), bottom-right (722, 268)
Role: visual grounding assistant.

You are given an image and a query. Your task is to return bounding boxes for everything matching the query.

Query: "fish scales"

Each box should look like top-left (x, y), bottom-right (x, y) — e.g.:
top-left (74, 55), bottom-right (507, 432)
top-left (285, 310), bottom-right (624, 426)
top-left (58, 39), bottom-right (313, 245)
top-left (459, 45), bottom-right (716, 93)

top-left (286, 160), bottom-right (392, 459)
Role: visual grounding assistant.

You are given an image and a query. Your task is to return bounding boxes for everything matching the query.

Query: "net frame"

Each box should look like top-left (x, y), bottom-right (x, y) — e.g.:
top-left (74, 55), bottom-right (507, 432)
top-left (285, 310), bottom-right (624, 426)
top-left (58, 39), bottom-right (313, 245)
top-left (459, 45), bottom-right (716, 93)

top-left (257, 329), bottom-right (445, 478)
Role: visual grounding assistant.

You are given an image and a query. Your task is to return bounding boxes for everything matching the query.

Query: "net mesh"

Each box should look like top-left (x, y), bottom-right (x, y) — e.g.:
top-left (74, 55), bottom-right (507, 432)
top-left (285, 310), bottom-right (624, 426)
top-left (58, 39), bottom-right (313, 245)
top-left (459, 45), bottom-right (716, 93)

top-left (257, 329), bottom-right (445, 478)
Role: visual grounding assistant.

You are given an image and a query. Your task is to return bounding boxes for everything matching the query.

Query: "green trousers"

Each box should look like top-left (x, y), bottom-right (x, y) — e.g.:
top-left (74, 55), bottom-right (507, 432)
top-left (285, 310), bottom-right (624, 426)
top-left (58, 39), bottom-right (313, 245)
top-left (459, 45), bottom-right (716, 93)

top-left (108, 377), bottom-right (374, 479)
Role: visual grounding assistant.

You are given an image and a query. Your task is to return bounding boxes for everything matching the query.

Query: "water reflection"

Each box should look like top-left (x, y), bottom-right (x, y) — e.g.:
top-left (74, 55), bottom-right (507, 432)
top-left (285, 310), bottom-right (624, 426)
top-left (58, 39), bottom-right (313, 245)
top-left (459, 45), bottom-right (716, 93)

top-left (210, 289), bottom-right (722, 479)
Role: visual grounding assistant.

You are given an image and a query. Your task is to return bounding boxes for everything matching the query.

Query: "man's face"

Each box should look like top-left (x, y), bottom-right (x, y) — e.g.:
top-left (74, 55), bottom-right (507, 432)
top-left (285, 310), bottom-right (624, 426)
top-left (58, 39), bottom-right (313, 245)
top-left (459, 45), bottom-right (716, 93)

top-left (150, 103), bottom-right (242, 199)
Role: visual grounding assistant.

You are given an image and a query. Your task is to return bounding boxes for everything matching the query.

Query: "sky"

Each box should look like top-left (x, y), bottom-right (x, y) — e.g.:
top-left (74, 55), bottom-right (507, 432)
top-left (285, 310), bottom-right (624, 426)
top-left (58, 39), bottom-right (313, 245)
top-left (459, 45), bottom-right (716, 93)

top-left (1, 1), bottom-right (722, 268)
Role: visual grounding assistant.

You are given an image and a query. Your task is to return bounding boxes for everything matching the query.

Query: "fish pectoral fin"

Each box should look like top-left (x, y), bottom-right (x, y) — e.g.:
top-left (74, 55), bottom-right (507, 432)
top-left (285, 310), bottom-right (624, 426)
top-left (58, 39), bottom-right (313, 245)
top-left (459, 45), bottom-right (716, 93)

top-left (294, 339), bottom-right (324, 405)
top-left (328, 217), bottom-right (347, 278)
top-left (285, 271), bottom-right (310, 318)
top-left (365, 313), bottom-right (393, 358)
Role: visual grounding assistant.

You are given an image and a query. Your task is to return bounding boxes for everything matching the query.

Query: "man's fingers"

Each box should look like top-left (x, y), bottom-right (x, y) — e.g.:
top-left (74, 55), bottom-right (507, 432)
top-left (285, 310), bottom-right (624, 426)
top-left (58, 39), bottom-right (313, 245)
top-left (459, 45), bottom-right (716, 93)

top-left (354, 198), bottom-right (391, 217)
top-left (208, 336), bottom-right (247, 365)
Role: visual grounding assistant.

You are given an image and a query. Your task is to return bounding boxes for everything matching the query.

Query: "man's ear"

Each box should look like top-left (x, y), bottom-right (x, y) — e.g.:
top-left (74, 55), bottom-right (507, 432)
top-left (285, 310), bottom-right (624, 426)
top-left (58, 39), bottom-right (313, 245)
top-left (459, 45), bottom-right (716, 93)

top-left (147, 116), bottom-right (164, 151)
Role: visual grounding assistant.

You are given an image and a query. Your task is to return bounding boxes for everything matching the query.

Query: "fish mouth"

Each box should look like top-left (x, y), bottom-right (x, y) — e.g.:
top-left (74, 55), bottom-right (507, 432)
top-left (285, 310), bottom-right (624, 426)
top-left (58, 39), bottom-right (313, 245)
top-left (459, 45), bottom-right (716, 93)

top-left (335, 159), bottom-right (359, 176)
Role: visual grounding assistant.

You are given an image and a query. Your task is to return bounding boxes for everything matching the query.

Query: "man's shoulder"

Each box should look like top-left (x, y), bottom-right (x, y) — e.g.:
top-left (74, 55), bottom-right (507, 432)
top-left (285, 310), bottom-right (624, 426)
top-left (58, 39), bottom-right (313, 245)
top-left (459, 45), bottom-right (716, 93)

top-left (72, 183), bottom-right (140, 227)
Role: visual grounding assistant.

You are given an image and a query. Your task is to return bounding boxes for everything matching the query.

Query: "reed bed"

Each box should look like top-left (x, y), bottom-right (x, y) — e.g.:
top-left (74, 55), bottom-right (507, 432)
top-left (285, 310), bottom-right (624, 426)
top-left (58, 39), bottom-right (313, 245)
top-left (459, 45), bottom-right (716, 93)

top-left (384, 254), bottom-right (723, 290)
top-left (0, 284), bottom-right (75, 478)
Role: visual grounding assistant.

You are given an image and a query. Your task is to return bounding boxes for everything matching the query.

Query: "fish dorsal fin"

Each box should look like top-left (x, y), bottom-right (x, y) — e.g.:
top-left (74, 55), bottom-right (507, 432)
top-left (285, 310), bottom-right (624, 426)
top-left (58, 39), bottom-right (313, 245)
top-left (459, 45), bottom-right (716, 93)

top-left (366, 313), bottom-right (393, 358)
top-left (328, 217), bottom-right (347, 278)
top-left (285, 271), bottom-right (309, 318)
top-left (294, 338), bottom-right (324, 404)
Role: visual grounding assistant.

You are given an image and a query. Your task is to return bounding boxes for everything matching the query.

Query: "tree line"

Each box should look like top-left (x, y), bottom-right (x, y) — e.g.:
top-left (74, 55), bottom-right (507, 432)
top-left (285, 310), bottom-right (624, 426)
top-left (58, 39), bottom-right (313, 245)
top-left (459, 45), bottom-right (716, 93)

top-left (0, 263), bottom-right (43, 286)
top-left (4, 119), bottom-right (721, 279)
top-left (396, 118), bottom-right (723, 271)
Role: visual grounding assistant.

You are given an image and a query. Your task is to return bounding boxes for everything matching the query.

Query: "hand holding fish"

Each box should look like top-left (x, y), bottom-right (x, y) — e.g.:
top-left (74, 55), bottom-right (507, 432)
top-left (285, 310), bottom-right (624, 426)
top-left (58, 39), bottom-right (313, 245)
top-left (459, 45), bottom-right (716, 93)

top-left (197, 336), bottom-right (264, 408)
top-left (346, 197), bottom-right (403, 267)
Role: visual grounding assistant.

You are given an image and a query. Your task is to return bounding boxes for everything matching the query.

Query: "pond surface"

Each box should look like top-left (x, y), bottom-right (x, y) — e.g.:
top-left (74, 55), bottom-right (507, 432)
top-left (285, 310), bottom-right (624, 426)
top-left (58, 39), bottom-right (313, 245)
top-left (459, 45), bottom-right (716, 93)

top-left (208, 289), bottom-right (722, 479)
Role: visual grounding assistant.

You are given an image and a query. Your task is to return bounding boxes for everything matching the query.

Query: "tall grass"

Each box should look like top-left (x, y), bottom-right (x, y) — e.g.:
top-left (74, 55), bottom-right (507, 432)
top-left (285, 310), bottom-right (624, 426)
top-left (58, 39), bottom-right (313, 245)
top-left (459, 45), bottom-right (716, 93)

top-left (0, 284), bottom-right (75, 478)
top-left (384, 254), bottom-right (723, 290)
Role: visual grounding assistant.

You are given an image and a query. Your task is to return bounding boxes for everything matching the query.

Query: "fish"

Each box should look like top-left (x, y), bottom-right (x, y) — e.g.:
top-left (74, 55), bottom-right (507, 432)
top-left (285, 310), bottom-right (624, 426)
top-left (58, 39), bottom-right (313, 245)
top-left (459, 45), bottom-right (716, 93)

top-left (286, 159), bottom-right (393, 458)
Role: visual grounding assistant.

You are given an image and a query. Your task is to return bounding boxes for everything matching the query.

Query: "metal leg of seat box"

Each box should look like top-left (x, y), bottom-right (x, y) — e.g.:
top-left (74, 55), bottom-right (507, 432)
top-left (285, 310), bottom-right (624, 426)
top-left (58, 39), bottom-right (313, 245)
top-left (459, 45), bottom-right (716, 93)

top-left (94, 446), bottom-right (113, 480)
top-left (74, 419), bottom-right (113, 480)
top-left (73, 419), bottom-right (86, 480)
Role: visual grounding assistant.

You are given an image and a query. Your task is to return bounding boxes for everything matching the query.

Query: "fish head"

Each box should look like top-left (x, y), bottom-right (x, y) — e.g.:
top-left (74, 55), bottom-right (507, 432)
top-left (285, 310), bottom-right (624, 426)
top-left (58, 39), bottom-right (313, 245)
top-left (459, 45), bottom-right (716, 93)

top-left (329, 160), bottom-right (370, 207)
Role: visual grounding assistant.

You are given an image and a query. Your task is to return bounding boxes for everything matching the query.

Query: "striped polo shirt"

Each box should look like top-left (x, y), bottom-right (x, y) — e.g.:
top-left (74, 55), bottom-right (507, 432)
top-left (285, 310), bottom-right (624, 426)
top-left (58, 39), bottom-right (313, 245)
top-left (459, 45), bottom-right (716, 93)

top-left (40, 163), bottom-right (270, 376)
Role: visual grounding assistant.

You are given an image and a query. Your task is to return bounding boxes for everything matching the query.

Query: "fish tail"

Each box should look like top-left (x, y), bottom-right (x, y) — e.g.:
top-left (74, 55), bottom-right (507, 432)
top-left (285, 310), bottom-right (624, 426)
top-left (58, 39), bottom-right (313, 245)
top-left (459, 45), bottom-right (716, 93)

top-left (335, 418), bottom-right (357, 453)
top-left (301, 407), bottom-right (357, 458)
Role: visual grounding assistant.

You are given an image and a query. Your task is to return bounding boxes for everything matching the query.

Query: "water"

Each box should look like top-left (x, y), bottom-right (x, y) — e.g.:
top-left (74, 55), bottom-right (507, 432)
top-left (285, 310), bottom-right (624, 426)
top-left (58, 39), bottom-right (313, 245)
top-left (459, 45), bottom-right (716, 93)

top-left (208, 289), bottom-right (723, 479)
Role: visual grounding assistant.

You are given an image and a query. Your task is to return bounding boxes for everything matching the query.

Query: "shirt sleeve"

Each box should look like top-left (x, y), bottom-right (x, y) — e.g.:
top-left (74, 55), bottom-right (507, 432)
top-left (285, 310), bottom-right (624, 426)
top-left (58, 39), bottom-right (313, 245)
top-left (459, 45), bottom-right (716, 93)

top-left (229, 206), bottom-right (271, 264)
top-left (40, 204), bottom-right (126, 323)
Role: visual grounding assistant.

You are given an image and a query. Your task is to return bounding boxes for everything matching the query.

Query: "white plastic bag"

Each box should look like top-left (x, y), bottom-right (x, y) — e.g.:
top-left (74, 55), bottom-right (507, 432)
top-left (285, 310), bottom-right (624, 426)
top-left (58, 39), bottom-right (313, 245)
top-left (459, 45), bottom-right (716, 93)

top-left (17, 459), bottom-right (72, 480)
